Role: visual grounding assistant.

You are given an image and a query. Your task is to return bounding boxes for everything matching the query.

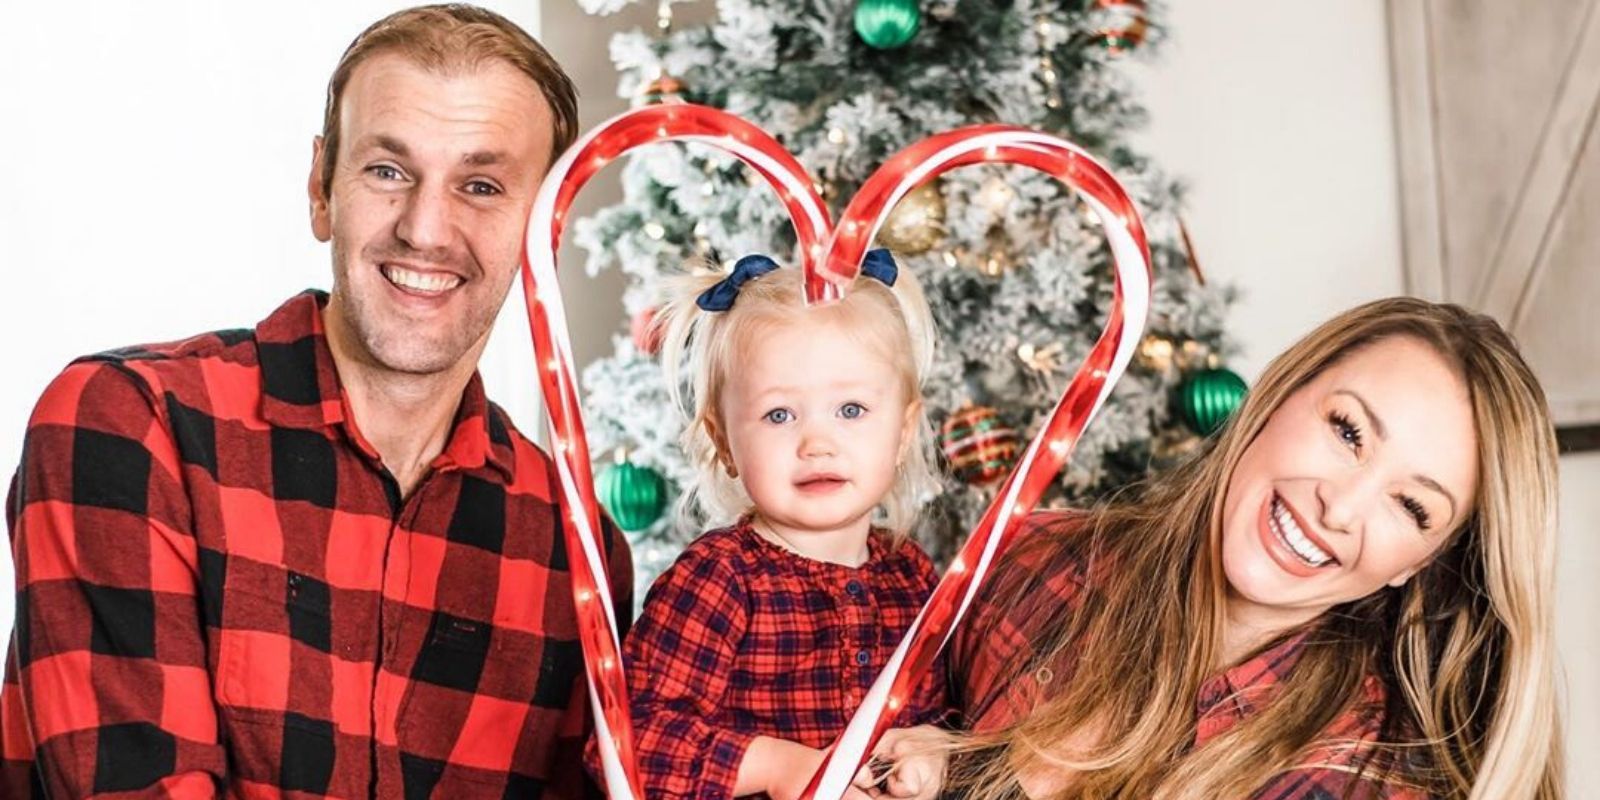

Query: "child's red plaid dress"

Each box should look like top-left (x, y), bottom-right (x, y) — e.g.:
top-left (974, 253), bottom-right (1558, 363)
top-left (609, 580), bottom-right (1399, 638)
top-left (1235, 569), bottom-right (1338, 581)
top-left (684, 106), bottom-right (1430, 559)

top-left (590, 520), bottom-right (947, 800)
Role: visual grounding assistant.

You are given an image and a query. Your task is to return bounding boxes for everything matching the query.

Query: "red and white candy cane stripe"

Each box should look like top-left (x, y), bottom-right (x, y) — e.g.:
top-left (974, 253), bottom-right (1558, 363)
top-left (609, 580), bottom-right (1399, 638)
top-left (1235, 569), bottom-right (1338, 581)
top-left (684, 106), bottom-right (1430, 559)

top-left (520, 104), bottom-right (829, 800)
top-left (803, 126), bottom-right (1151, 800)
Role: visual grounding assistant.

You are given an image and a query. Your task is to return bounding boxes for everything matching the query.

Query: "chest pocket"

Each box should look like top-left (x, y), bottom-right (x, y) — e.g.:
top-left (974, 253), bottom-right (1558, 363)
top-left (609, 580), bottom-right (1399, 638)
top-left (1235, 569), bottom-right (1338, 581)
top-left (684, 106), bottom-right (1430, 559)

top-left (210, 562), bottom-right (364, 711)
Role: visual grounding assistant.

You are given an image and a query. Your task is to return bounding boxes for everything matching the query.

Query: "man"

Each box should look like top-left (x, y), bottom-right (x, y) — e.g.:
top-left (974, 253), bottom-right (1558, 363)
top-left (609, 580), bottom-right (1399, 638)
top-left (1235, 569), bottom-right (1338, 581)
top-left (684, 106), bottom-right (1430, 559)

top-left (0, 5), bottom-right (632, 797)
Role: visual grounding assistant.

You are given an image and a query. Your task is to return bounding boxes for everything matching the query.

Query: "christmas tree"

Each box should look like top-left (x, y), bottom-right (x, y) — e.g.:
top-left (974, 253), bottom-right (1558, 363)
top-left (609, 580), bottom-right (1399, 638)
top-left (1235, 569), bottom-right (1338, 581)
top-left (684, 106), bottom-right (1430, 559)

top-left (570, 0), bottom-right (1236, 584)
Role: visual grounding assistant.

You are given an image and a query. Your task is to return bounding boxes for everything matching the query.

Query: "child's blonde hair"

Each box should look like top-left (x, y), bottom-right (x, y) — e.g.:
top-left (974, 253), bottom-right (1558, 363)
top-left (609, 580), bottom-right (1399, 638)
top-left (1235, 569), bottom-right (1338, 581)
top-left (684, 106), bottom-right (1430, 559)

top-left (655, 252), bottom-right (940, 539)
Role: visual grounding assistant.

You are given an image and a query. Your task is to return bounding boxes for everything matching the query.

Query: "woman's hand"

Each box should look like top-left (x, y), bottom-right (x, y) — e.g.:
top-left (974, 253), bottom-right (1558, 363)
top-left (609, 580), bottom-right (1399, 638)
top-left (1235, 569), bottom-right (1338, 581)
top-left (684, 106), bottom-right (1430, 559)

top-left (856, 726), bottom-right (950, 800)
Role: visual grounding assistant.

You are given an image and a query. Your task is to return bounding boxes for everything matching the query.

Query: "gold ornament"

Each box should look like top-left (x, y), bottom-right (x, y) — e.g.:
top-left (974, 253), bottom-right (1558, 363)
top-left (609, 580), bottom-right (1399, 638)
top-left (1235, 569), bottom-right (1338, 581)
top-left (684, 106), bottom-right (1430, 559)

top-left (876, 181), bottom-right (947, 255)
top-left (1176, 339), bottom-right (1211, 372)
top-left (1017, 342), bottom-right (1066, 375)
top-left (1137, 334), bottom-right (1175, 372)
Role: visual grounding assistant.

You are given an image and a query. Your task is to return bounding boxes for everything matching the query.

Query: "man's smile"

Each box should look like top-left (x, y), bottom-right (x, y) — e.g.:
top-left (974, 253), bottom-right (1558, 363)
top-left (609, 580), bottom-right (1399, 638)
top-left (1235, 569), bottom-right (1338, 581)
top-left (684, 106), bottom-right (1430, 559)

top-left (381, 262), bottom-right (465, 296)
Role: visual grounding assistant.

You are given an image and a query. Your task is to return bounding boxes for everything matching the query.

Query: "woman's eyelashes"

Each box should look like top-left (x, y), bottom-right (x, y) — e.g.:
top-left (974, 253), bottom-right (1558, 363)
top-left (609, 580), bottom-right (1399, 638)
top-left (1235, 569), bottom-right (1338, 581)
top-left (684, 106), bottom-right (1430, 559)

top-left (1329, 410), bottom-right (1364, 451)
top-left (1327, 410), bottom-right (1434, 530)
top-left (1397, 494), bottom-right (1432, 530)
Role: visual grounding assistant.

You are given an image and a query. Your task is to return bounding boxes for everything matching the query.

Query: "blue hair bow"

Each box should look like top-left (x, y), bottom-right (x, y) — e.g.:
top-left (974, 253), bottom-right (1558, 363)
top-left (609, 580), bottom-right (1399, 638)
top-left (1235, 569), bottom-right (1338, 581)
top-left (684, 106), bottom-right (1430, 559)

top-left (695, 248), bottom-right (899, 312)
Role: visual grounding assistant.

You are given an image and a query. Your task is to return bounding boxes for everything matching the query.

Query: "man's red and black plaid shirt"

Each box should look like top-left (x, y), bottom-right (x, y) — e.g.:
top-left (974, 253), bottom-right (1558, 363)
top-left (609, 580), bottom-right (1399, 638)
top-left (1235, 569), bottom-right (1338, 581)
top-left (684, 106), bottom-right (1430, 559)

top-left (949, 511), bottom-right (1428, 800)
top-left (1, 290), bottom-right (632, 799)
top-left (590, 520), bottom-right (947, 800)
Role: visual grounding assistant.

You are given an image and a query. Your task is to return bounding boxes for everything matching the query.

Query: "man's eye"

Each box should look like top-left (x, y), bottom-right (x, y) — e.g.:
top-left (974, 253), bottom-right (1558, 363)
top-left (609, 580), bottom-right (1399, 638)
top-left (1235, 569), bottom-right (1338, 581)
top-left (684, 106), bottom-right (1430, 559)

top-left (763, 408), bottom-right (793, 424)
top-left (368, 165), bottom-right (404, 181)
top-left (838, 402), bottom-right (867, 420)
top-left (465, 180), bottom-right (502, 196)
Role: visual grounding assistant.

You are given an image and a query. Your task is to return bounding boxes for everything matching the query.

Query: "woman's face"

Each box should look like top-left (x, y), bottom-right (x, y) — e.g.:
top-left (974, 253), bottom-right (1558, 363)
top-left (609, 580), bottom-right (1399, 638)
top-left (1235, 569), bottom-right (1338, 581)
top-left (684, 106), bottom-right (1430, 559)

top-left (1220, 336), bottom-right (1479, 634)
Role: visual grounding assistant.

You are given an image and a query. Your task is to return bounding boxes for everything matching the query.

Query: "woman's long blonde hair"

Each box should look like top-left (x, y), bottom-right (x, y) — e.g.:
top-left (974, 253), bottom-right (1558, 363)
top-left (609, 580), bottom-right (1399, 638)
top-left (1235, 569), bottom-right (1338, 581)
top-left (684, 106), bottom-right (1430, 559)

top-left (654, 254), bottom-right (940, 538)
top-left (951, 297), bottom-right (1563, 799)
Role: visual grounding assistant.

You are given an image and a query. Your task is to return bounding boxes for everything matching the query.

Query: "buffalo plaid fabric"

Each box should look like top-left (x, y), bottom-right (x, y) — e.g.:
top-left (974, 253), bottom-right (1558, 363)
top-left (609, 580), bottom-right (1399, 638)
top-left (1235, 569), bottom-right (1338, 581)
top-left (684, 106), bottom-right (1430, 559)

top-left (1, 290), bottom-right (633, 799)
top-left (589, 520), bottom-right (947, 800)
top-left (949, 511), bottom-right (1428, 800)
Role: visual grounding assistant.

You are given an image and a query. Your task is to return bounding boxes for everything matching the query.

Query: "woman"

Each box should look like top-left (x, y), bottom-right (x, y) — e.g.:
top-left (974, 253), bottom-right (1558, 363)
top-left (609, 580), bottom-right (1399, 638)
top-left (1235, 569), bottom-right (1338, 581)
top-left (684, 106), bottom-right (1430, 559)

top-left (869, 298), bottom-right (1564, 799)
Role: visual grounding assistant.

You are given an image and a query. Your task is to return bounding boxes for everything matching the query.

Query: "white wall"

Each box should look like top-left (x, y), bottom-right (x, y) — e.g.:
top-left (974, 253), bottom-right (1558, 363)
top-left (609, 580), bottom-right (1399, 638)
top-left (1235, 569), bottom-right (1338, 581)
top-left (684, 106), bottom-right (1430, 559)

top-left (1124, 1), bottom-right (1405, 380)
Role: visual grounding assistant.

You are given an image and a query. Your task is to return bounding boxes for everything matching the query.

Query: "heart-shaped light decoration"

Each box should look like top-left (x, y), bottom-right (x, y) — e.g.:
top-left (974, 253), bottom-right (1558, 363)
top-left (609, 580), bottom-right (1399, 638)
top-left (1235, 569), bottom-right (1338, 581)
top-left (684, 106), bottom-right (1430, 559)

top-left (518, 103), bottom-right (1151, 800)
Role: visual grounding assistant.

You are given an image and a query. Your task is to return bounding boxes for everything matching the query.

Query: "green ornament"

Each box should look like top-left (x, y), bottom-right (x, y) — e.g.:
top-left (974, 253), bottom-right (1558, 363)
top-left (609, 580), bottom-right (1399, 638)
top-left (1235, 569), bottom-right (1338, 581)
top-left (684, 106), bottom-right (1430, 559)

top-left (854, 0), bottom-right (920, 49)
top-left (1179, 367), bottom-right (1248, 436)
top-left (596, 459), bottom-right (668, 532)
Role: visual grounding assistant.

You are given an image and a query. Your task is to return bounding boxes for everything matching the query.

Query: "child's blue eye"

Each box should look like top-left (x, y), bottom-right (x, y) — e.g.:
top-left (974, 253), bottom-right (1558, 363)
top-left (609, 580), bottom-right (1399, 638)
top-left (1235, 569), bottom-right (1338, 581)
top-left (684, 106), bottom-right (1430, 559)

top-left (763, 408), bottom-right (793, 424)
top-left (838, 402), bottom-right (867, 420)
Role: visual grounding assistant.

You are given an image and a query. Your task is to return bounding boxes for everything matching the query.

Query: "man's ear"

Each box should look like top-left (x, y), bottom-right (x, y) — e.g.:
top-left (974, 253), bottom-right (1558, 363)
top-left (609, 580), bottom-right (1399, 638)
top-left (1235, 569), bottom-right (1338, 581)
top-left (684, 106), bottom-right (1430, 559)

top-left (308, 135), bottom-right (332, 242)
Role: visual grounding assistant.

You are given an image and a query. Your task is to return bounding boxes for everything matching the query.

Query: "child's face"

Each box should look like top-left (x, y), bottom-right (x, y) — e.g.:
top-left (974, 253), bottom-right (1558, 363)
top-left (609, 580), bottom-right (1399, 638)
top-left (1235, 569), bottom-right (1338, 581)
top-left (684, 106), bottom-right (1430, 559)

top-left (719, 318), bottom-right (917, 540)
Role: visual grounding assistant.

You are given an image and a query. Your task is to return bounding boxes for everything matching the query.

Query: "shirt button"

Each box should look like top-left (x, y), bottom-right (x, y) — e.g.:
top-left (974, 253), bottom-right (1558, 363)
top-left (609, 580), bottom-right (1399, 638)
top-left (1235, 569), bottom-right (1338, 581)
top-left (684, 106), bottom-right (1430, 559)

top-left (846, 580), bottom-right (864, 598)
top-left (855, 649), bottom-right (871, 666)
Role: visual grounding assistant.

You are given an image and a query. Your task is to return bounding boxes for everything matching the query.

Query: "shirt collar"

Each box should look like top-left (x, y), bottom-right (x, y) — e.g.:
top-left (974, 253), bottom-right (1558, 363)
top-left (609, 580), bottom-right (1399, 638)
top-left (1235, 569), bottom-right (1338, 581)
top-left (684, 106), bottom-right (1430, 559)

top-left (253, 290), bottom-right (515, 481)
top-left (1194, 627), bottom-right (1312, 744)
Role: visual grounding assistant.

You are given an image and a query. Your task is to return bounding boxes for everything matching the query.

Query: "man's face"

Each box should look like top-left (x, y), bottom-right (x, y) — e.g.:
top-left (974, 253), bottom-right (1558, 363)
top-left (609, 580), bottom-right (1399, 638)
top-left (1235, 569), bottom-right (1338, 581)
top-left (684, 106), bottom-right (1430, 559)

top-left (309, 53), bottom-right (555, 375)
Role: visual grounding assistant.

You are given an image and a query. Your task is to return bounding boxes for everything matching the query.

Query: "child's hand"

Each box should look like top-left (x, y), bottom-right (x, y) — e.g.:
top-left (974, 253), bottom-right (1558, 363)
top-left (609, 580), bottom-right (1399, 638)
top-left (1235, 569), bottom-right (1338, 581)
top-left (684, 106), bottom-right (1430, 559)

top-left (742, 737), bottom-right (874, 800)
top-left (856, 725), bottom-right (949, 800)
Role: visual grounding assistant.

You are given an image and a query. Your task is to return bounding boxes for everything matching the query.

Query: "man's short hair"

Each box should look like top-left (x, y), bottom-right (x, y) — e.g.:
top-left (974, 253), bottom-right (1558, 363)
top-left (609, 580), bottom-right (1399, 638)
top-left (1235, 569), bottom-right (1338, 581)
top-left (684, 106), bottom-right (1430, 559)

top-left (318, 3), bottom-right (579, 197)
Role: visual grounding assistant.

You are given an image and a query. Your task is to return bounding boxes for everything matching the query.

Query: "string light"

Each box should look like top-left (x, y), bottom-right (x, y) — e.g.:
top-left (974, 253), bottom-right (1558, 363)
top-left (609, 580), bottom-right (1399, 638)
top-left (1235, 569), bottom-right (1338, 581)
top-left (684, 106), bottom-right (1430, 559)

top-left (1037, 15), bottom-right (1061, 109)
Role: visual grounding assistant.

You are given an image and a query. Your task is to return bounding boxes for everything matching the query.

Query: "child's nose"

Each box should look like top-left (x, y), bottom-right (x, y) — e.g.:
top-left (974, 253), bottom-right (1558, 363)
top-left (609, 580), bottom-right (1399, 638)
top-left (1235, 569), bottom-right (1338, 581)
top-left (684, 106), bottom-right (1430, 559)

top-left (798, 425), bottom-right (837, 458)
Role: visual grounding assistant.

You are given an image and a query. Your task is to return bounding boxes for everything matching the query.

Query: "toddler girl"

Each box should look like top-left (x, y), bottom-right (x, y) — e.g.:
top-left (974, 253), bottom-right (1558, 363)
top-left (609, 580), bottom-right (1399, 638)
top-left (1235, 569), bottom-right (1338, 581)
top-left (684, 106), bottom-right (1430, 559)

top-left (593, 249), bottom-right (947, 800)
